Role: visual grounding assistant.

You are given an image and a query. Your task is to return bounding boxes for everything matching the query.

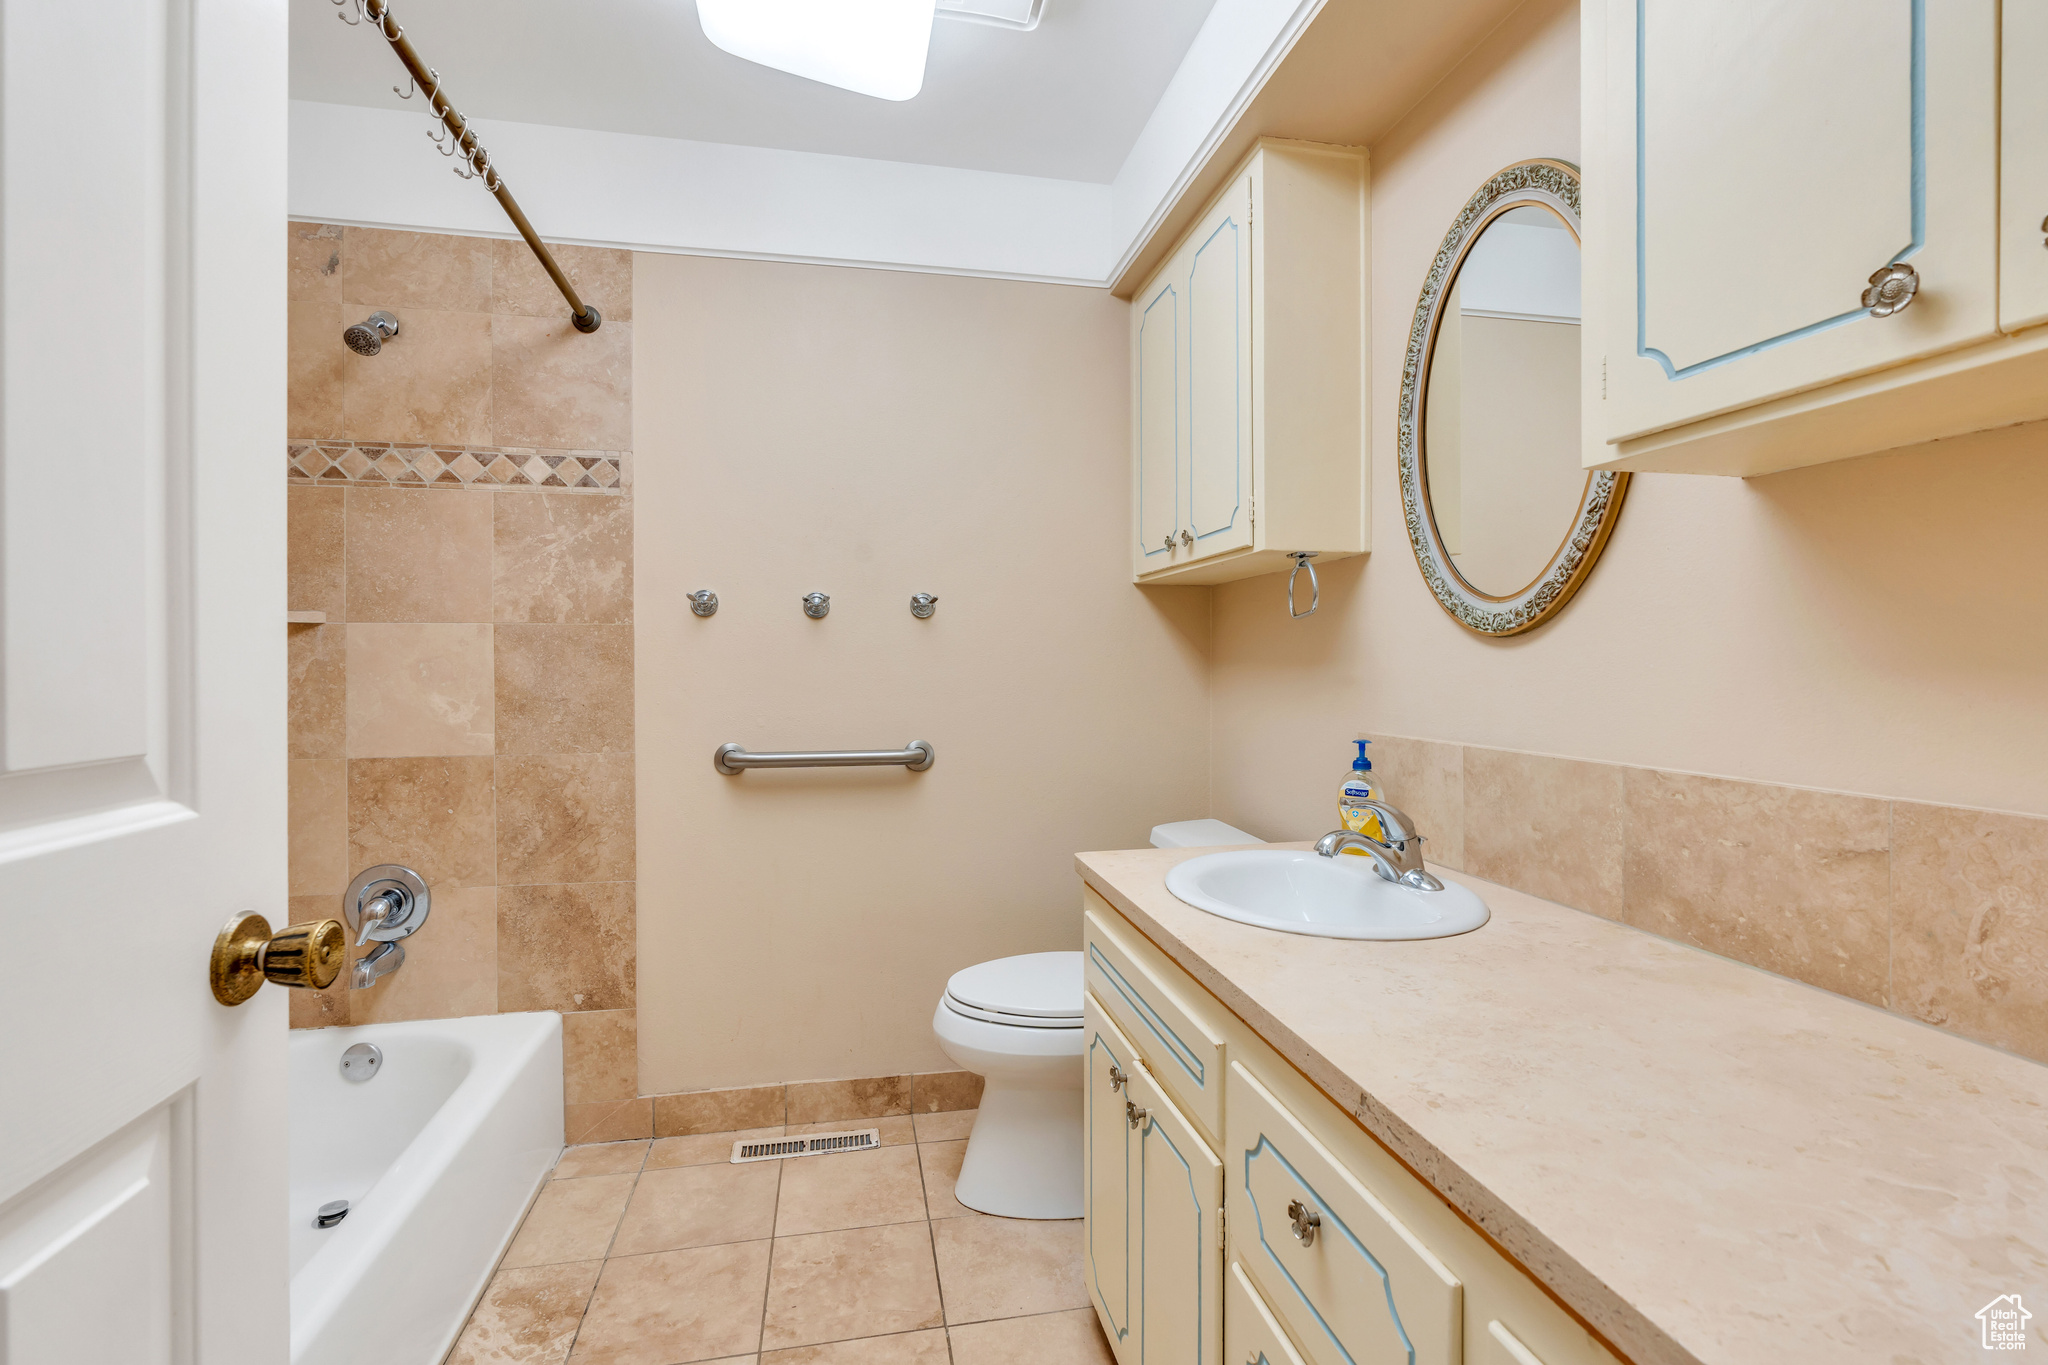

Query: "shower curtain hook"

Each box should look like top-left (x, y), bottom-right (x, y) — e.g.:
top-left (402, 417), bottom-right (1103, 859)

top-left (1287, 553), bottom-right (1320, 619)
top-left (333, 0), bottom-right (363, 25)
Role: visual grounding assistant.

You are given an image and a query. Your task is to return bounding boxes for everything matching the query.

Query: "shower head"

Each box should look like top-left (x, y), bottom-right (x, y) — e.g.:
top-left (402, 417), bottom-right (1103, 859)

top-left (343, 311), bottom-right (400, 357)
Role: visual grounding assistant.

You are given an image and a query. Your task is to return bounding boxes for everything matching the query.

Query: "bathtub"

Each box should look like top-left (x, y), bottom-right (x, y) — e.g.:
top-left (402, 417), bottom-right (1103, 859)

top-left (289, 1012), bottom-right (564, 1365)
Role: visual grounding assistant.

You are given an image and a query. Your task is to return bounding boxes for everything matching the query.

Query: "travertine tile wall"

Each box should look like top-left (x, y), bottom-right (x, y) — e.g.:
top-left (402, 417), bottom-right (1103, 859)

top-left (1369, 735), bottom-right (2048, 1064)
top-left (285, 223), bottom-right (642, 1142)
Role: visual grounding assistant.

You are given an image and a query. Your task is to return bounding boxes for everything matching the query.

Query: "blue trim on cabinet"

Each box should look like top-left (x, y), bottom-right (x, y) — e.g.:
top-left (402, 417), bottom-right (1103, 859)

top-left (1089, 944), bottom-right (1205, 1088)
top-left (1086, 1027), bottom-right (1134, 1345)
top-left (1138, 281), bottom-right (1180, 555)
top-left (1634, 0), bottom-right (1926, 380)
top-left (1187, 215), bottom-right (1243, 540)
top-left (1243, 1135), bottom-right (1417, 1365)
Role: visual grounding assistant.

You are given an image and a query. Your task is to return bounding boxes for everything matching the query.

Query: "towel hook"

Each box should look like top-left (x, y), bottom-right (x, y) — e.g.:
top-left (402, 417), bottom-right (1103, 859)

top-left (1287, 553), bottom-right (1319, 619)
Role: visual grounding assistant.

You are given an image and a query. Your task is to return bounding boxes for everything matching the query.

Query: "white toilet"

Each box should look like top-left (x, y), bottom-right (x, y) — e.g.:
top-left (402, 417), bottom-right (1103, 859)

top-left (932, 952), bottom-right (1086, 1219)
top-left (933, 820), bottom-right (1260, 1220)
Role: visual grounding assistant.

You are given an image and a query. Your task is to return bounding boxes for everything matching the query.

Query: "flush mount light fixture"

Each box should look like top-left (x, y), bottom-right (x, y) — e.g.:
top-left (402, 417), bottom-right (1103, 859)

top-left (697, 0), bottom-right (937, 101)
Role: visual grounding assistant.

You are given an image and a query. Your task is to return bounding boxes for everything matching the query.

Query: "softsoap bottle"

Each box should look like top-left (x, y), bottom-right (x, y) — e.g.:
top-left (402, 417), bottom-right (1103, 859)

top-left (1338, 740), bottom-right (1386, 848)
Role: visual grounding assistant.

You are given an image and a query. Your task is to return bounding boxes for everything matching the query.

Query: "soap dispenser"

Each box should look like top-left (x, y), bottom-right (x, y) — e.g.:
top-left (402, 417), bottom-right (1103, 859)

top-left (1338, 740), bottom-right (1386, 846)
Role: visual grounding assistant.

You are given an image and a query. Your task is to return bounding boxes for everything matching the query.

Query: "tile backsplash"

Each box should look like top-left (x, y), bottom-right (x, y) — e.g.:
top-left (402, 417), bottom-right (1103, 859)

top-left (1369, 735), bottom-right (2048, 1064)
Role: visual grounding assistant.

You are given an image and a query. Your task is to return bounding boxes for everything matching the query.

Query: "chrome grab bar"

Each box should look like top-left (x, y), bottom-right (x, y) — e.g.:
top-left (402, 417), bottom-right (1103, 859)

top-left (714, 740), bottom-right (935, 775)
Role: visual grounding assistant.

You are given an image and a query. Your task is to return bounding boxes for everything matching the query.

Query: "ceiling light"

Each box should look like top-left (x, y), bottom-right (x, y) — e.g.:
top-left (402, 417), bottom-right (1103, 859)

top-left (696, 0), bottom-right (937, 102)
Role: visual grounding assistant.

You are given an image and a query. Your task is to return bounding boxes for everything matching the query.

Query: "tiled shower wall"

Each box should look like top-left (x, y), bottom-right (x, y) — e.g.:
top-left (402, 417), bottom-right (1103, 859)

top-left (284, 223), bottom-right (643, 1143)
top-left (1367, 735), bottom-right (2048, 1065)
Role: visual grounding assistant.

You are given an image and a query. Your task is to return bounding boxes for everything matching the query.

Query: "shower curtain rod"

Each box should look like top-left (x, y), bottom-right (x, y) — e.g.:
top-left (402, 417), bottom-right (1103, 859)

top-left (356, 0), bottom-right (601, 333)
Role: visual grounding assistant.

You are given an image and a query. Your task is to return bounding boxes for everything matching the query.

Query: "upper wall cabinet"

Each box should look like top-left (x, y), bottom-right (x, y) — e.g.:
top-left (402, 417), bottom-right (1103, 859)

top-left (1583, 1), bottom-right (2048, 476)
top-left (1133, 139), bottom-right (1367, 583)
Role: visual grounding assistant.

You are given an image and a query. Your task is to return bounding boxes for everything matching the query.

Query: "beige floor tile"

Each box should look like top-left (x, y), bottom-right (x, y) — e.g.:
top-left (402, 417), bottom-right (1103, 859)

top-left (648, 1128), bottom-right (785, 1170)
top-left (610, 1161), bottom-right (780, 1255)
top-left (909, 1110), bottom-right (976, 1144)
top-left (914, 1141), bottom-right (983, 1220)
top-left (775, 1146), bottom-right (927, 1237)
top-left (947, 1308), bottom-right (1113, 1365)
top-left (501, 1174), bottom-right (636, 1268)
top-left (570, 1242), bottom-right (771, 1365)
top-left (931, 1218), bottom-right (1087, 1324)
top-left (760, 1223), bottom-right (943, 1350)
top-left (446, 1260), bottom-right (602, 1365)
top-left (788, 1116), bottom-right (915, 1147)
top-left (554, 1141), bottom-right (649, 1181)
top-left (760, 1329), bottom-right (949, 1364)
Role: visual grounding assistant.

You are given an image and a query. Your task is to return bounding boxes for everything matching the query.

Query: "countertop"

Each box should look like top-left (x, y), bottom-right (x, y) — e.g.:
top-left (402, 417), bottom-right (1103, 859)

top-left (1075, 844), bottom-right (2048, 1365)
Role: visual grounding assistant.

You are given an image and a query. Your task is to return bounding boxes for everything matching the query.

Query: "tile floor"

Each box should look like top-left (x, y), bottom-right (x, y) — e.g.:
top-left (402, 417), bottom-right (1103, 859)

top-left (447, 1108), bottom-right (1117, 1365)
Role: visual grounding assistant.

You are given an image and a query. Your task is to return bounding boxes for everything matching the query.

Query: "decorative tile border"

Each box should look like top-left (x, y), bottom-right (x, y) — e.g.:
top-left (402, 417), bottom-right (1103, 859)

top-left (288, 440), bottom-right (627, 493)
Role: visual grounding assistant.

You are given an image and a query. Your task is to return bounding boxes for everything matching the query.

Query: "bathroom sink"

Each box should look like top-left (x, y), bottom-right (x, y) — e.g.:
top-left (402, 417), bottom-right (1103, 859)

top-left (1165, 850), bottom-right (1489, 941)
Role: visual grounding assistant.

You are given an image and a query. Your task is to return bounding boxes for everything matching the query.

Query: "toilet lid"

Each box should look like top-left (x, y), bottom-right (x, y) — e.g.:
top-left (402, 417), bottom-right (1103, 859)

top-left (945, 952), bottom-right (1083, 1023)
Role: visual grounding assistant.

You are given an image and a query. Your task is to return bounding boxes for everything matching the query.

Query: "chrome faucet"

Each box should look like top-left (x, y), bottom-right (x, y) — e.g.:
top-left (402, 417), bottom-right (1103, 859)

top-left (1314, 799), bottom-right (1445, 892)
top-left (342, 864), bottom-right (432, 989)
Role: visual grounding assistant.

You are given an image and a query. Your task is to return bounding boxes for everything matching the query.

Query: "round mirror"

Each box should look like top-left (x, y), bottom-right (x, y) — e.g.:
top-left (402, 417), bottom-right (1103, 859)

top-left (1398, 160), bottom-right (1627, 635)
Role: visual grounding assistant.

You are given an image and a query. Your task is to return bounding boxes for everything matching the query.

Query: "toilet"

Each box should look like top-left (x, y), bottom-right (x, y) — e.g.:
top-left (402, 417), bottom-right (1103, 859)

top-left (933, 820), bottom-right (1260, 1220)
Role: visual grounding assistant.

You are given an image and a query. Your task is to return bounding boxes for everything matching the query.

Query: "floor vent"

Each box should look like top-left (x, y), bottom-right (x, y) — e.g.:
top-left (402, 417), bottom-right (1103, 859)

top-left (730, 1128), bottom-right (881, 1164)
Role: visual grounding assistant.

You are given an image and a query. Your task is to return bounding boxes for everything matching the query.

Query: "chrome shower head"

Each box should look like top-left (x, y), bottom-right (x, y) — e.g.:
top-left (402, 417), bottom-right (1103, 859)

top-left (343, 311), bottom-right (400, 356)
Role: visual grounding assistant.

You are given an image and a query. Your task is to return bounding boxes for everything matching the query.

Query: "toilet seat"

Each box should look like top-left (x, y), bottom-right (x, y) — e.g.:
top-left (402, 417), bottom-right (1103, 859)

top-left (942, 952), bottom-right (1082, 1030)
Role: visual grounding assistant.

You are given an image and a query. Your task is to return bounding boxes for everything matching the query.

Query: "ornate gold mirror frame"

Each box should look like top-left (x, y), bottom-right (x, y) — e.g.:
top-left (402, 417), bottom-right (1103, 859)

top-left (1398, 159), bottom-right (1628, 636)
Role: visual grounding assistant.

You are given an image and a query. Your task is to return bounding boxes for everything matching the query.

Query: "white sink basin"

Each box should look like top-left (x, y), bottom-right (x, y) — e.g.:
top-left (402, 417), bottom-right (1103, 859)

top-left (1165, 849), bottom-right (1489, 941)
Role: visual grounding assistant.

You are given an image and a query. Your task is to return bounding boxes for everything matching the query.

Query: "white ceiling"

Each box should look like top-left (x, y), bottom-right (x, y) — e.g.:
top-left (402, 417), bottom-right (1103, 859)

top-left (289, 0), bottom-right (1221, 183)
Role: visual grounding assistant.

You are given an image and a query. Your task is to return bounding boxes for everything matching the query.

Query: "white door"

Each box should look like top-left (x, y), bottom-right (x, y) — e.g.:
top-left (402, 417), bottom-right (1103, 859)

top-left (2001, 0), bottom-right (2048, 333)
top-left (0, 2), bottom-right (288, 1364)
top-left (1595, 0), bottom-right (1999, 444)
top-left (1182, 171), bottom-right (1253, 562)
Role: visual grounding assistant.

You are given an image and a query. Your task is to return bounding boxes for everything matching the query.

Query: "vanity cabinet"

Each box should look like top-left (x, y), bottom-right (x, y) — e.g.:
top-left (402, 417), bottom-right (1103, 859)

top-left (1583, 0), bottom-right (2048, 476)
top-left (1082, 889), bottom-right (1624, 1365)
top-left (1131, 138), bottom-right (1367, 584)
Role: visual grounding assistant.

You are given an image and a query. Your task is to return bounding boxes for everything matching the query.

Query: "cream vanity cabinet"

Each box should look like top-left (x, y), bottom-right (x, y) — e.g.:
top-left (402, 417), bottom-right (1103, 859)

top-left (1583, 0), bottom-right (2048, 476)
top-left (1082, 890), bottom-right (1623, 1365)
top-left (1132, 139), bottom-right (1367, 585)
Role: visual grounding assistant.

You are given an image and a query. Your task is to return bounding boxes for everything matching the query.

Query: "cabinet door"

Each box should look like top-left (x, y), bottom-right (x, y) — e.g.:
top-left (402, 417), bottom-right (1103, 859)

top-left (1183, 168), bottom-right (1254, 562)
top-left (1135, 265), bottom-right (1182, 572)
top-left (1132, 1064), bottom-right (1223, 1365)
top-left (1595, 0), bottom-right (1998, 445)
top-left (1085, 993), bottom-right (1140, 1362)
top-left (2002, 0), bottom-right (2048, 332)
top-left (1227, 1261), bottom-right (1313, 1365)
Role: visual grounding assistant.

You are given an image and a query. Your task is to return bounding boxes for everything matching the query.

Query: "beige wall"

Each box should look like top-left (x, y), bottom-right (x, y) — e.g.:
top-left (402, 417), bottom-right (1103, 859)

top-left (634, 254), bottom-right (1211, 1094)
top-left (284, 224), bottom-right (646, 1144)
top-left (1211, 0), bottom-right (2048, 841)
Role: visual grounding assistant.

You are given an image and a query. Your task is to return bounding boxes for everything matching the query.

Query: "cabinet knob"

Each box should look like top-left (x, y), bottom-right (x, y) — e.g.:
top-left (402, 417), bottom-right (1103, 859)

top-left (1125, 1100), bottom-right (1149, 1130)
top-left (1109, 1065), bottom-right (1128, 1094)
top-left (1286, 1197), bottom-right (1321, 1247)
top-left (1861, 262), bottom-right (1918, 318)
top-left (1162, 535), bottom-right (1175, 553)
top-left (1179, 529), bottom-right (1193, 548)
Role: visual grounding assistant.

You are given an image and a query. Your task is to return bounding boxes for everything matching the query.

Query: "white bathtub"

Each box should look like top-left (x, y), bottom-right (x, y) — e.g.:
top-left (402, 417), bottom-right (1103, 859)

top-left (289, 1012), bottom-right (564, 1365)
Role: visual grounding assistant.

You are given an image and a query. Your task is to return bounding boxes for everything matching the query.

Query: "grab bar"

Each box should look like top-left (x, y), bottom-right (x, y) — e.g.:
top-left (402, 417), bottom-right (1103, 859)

top-left (714, 740), bottom-right (935, 775)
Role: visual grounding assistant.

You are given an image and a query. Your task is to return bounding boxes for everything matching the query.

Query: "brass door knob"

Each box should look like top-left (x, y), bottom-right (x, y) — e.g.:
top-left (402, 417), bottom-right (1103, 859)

top-left (210, 912), bottom-right (346, 1006)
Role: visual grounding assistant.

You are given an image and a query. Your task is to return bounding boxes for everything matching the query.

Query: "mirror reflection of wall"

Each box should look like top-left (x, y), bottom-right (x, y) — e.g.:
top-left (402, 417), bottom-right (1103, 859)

top-left (1424, 203), bottom-right (1584, 596)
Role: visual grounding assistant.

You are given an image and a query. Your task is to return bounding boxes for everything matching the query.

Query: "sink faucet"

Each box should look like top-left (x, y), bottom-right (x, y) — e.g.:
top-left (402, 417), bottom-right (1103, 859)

top-left (1314, 799), bottom-right (1445, 892)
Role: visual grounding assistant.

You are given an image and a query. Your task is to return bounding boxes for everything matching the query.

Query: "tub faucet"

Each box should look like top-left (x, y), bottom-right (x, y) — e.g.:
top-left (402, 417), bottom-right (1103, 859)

top-left (1314, 800), bottom-right (1445, 892)
top-left (351, 941), bottom-right (406, 989)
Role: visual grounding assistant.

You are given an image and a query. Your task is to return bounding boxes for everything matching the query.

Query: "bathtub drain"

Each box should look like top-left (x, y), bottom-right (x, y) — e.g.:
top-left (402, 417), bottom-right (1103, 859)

top-left (730, 1129), bottom-right (880, 1164)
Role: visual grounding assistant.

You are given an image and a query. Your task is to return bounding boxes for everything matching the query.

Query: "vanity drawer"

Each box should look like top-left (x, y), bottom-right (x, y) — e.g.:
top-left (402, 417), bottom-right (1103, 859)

top-left (1228, 1060), bottom-right (1462, 1365)
top-left (1227, 1259), bottom-right (1312, 1365)
top-left (1084, 900), bottom-right (1226, 1148)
